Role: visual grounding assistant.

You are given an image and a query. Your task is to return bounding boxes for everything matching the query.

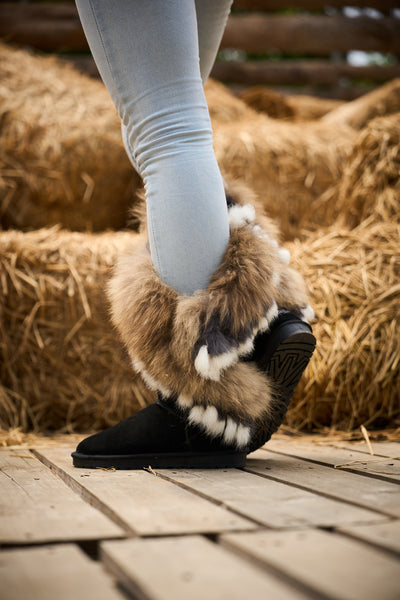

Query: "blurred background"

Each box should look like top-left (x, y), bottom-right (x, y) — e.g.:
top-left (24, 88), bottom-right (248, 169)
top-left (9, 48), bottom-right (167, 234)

top-left (0, 0), bottom-right (399, 441)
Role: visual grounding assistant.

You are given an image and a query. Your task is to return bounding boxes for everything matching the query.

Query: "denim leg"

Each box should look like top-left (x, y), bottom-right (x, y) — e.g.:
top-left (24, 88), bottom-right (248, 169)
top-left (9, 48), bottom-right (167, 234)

top-left (121, 0), bottom-right (233, 168)
top-left (75, 0), bottom-right (229, 295)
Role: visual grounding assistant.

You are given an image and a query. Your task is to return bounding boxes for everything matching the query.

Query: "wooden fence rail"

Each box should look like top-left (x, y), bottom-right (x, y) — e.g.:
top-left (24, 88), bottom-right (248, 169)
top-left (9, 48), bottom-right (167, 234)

top-left (0, 1), bottom-right (399, 98)
top-left (222, 15), bottom-right (400, 55)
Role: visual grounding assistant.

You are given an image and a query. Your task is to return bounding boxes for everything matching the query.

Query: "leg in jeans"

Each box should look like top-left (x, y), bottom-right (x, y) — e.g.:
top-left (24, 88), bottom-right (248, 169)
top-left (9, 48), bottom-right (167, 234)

top-left (73, 0), bottom-right (316, 470)
top-left (121, 0), bottom-right (233, 167)
top-left (75, 0), bottom-right (232, 295)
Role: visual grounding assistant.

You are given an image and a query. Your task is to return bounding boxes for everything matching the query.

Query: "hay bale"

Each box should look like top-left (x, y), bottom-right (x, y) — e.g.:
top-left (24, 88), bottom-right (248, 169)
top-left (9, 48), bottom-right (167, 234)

top-left (205, 79), bottom-right (355, 238)
top-left (238, 87), bottom-right (295, 120)
top-left (337, 114), bottom-right (400, 228)
top-left (322, 78), bottom-right (400, 130)
top-left (0, 227), bottom-right (151, 432)
top-left (287, 220), bottom-right (400, 431)
top-left (0, 43), bottom-right (352, 240)
top-left (1, 221), bottom-right (398, 434)
top-left (0, 42), bottom-right (140, 232)
top-left (213, 115), bottom-right (354, 239)
top-left (286, 94), bottom-right (343, 121)
top-left (239, 87), bottom-right (342, 121)
top-left (204, 78), bottom-right (253, 123)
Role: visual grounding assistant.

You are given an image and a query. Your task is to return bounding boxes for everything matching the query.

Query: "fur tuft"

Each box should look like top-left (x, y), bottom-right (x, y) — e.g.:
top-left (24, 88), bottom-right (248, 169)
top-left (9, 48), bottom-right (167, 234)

top-left (301, 304), bottom-right (315, 323)
top-left (228, 203), bottom-right (256, 228)
top-left (177, 394), bottom-right (193, 409)
top-left (278, 247), bottom-right (291, 264)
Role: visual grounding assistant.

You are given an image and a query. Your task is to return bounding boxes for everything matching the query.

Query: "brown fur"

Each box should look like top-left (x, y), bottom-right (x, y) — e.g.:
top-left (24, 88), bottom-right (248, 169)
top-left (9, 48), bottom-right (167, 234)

top-left (107, 187), bottom-right (311, 425)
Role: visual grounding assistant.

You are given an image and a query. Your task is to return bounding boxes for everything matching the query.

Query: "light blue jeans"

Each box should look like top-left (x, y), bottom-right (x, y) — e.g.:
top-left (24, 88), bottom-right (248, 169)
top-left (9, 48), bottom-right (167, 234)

top-left (75, 0), bottom-right (233, 295)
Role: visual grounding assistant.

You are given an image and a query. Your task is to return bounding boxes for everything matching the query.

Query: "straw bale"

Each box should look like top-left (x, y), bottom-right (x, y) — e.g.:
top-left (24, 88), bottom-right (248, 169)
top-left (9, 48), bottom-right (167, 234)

top-left (287, 219), bottom-right (400, 431)
top-left (0, 42), bottom-right (140, 232)
top-left (286, 94), bottom-right (343, 121)
top-left (205, 79), bottom-right (355, 238)
top-left (0, 44), bottom-right (353, 239)
top-left (239, 87), bottom-right (295, 120)
top-left (213, 115), bottom-right (354, 239)
top-left (2, 218), bottom-right (398, 434)
top-left (204, 78), bottom-right (252, 123)
top-left (322, 78), bottom-right (400, 130)
top-left (239, 86), bottom-right (342, 121)
top-left (337, 113), bottom-right (400, 228)
top-left (0, 227), bottom-right (151, 432)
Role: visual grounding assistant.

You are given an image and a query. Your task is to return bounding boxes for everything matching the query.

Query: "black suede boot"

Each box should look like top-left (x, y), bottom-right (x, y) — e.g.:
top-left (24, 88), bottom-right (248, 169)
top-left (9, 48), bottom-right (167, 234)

top-left (72, 399), bottom-right (248, 469)
top-left (72, 186), bottom-right (315, 469)
top-left (72, 311), bottom-right (315, 469)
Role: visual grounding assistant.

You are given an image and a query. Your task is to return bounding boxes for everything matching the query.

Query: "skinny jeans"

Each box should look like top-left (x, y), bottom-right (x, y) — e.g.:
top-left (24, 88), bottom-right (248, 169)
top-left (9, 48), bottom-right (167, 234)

top-left (75, 0), bottom-right (233, 295)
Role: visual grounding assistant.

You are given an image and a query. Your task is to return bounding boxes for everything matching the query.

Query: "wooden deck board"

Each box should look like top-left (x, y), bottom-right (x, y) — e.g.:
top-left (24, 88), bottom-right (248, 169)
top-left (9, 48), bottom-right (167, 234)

top-left (334, 442), bottom-right (400, 460)
top-left (221, 529), bottom-right (400, 600)
top-left (264, 440), bottom-right (400, 483)
top-left (0, 544), bottom-right (126, 600)
top-left (0, 449), bottom-right (124, 544)
top-left (155, 466), bottom-right (385, 529)
top-left (101, 536), bottom-right (310, 600)
top-left (337, 519), bottom-right (400, 555)
top-left (35, 448), bottom-right (255, 536)
top-left (1, 439), bottom-right (399, 600)
top-left (245, 449), bottom-right (400, 517)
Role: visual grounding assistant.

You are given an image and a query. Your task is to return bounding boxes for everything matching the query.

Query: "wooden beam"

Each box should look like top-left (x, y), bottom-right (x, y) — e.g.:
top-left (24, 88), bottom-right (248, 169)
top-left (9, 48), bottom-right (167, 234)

top-left (1, 4), bottom-right (399, 57)
top-left (233, 0), bottom-right (399, 12)
top-left (0, 3), bottom-right (87, 52)
top-left (212, 60), bottom-right (400, 86)
top-left (222, 14), bottom-right (400, 55)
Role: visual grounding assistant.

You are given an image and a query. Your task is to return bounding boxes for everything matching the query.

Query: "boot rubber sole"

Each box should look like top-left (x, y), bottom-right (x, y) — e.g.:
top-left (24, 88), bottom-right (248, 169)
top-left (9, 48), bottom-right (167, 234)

top-left (71, 450), bottom-right (247, 470)
top-left (265, 327), bottom-right (316, 396)
top-left (247, 319), bottom-right (316, 452)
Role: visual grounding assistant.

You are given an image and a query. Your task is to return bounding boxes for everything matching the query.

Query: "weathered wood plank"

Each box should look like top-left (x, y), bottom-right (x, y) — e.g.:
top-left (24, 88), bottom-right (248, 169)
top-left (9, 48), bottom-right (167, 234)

top-left (263, 440), bottom-right (400, 483)
top-left (0, 3), bottom-right (86, 52)
top-left (222, 529), bottom-right (400, 600)
top-left (335, 441), bottom-right (400, 460)
top-left (1, 5), bottom-right (399, 56)
top-left (222, 14), bottom-right (400, 55)
top-left (0, 544), bottom-right (126, 600)
top-left (35, 448), bottom-right (255, 536)
top-left (0, 449), bottom-right (123, 544)
top-left (211, 60), bottom-right (400, 86)
top-left (101, 536), bottom-right (310, 600)
top-left (233, 0), bottom-right (399, 12)
top-left (156, 466), bottom-right (384, 528)
top-left (245, 449), bottom-right (400, 517)
top-left (338, 519), bottom-right (400, 555)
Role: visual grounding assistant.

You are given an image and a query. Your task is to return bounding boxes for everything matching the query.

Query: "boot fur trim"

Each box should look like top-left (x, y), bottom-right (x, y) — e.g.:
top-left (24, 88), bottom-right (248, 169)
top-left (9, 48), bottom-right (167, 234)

top-left (108, 187), bottom-right (311, 449)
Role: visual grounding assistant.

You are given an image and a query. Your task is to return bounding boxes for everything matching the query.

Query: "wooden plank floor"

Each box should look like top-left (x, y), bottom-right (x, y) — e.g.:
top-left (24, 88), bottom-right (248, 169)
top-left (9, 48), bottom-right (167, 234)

top-left (1, 437), bottom-right (399, 600)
